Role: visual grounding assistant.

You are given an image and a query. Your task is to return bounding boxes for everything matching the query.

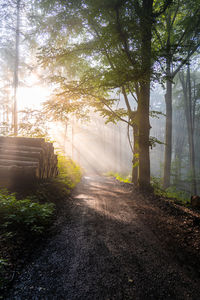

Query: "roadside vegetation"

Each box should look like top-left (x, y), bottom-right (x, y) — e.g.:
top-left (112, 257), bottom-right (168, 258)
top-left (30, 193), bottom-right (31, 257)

top-left (151, 177), bottom-right (190, 205)
top-left (106, 171), bottom-right (132, 184)
top-left (0, 155), bottom-right (82, 294)
top-left (56, 155), bottom-right (82, 189)
top-left (107, 172), bottom-right (191, 206)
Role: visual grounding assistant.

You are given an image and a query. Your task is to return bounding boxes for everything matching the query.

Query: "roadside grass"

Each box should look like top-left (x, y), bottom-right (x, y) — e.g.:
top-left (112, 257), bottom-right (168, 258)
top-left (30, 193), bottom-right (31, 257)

top-left (56, 155), bottom-right (82, 189)
top-left (105, 171), bottom-right (132, 183)
top-left (106, 173), bottom-right (190, 205)
top-left (151, 176), bottom-right (190, 205)
top-left (0, 155), bottom-right (82, 293)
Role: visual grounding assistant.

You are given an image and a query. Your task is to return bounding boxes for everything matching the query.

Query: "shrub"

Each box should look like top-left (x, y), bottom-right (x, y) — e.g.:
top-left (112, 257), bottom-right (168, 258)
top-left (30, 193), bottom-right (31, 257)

top-left (0, 190), bottom-right (54, 235)
top-left (106, 171), bottom-right (131, 183)
top-left (57, 155), bottom-right (82, 188)
top-left (0, 259), bottom-right (8, 288)
top-left (0, 154), bottom-right (82, 291)
top-left (151, 176), bottom-right (189, 204)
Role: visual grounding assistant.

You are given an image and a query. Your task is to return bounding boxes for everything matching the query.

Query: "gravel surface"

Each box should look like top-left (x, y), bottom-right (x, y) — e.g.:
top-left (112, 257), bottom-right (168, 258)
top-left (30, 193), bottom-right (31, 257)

top-left (5, 176), bottom-right (200, 299)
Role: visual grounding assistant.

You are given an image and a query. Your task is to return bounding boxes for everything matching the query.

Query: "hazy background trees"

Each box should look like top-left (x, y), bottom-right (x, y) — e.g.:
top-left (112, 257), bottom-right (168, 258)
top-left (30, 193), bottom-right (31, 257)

top-left (0, 0), bottom-right (199, 194)
top-left (0, 0), bottom-right (48, 135)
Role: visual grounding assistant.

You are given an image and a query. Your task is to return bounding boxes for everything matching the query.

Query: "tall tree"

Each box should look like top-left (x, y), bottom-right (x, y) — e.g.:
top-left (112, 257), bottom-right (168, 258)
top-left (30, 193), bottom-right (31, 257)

top-left (13, 0), bottom-right (20, 136)
top-left (0, 0), bottom-right (39, 135)
top-left (35, 0), bottom-right (172, 189)
top-left (154, 0), bottom-right (200, 188)
top-left (179, 64), bottom-right (199, 194)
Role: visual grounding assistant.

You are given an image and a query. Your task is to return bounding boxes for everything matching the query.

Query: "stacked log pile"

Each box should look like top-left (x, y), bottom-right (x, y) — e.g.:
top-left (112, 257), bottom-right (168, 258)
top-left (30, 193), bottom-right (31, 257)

top-left (0, 136), bottom-right (58, 188)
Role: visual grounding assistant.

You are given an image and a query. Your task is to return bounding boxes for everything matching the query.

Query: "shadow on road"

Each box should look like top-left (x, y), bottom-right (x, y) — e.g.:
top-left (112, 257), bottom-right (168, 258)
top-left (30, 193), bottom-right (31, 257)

top-left (6, 176), bottom-right (200, 300)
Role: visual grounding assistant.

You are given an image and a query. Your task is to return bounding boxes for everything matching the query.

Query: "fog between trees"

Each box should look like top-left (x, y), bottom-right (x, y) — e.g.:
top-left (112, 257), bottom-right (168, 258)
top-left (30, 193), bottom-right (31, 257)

top-left (0, 0), bottom-right (199, 193)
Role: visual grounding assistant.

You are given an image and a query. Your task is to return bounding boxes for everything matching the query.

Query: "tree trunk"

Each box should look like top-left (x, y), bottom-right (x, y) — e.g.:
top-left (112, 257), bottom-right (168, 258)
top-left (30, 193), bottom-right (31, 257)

top-left (137, 0), bottom-right (153, 190)
top-left (163, 70), bottom-right (172, 188)
top-left (173, 110), bottom-right (185, 186)
top-left (137, 83), bottom-right (151, 189)
top-left (118, 125), bottom-right (122, 174)
top-left (179, 69), bottom-right (196, 194)
top-left (187, 65), bottom-right (196, 194)
top-left (163, 10), bottom-right (172, 189)
top-left (132, 124), bottom-right (138, 183)
top-left (13, 0), bottom-right (20, 136)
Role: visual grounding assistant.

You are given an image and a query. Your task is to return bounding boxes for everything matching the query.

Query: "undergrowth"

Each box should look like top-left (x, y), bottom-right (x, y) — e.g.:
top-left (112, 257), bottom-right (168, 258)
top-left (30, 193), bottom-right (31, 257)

top-left (0, 190), bottom-right (55, 292)
top-left (106, 171), bottom-right (132, 183)
top-left (56, 155), bottom-right (82, 189)
top-left (0, 154), bottom-right (82, 291)
top-left (0, 190), bottom-right (54, 236)
top-left (106, 173), bottom-right (189, 205)
top-left (151, 176), bottom-right (190, 205)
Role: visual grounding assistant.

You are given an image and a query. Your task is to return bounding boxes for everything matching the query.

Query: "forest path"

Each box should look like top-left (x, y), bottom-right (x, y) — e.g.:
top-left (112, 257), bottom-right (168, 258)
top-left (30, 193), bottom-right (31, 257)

top-left (7, 176), bottom-right (200, 299)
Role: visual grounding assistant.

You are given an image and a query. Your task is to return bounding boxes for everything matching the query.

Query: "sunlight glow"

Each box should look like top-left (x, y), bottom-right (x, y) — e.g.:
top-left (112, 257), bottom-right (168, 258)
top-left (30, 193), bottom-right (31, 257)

top-left (18, 86), bottom-right (50, 110)
top-left (18, 75), bottom-right (50, 110)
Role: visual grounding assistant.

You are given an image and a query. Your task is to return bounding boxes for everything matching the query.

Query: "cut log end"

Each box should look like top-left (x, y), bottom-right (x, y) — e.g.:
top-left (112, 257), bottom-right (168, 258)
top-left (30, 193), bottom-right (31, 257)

top-left (0, 136), bottom-right (58, 188)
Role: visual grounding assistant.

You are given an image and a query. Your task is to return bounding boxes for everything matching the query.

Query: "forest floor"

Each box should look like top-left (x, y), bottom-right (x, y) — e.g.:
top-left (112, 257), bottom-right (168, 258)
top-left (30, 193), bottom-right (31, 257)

top-left (4, 175), bottom-right (200, 300)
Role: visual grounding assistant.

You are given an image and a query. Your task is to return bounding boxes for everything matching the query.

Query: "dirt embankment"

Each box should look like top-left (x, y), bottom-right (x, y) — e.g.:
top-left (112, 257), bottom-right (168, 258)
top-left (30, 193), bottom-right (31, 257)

top-left (5, 176), bottom-right (200, 300)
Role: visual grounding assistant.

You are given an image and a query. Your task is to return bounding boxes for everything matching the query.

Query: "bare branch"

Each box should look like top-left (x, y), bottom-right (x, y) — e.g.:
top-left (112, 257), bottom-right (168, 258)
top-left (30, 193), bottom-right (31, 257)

top-left (115, 6), bottom-right (136, 67)
top-left (127, 83), bottom-right (138, 102)
top-left (153, 25), bottom-right (164, 49)
top-left (97, 95), bottom-right (132, 126)
top-left (171, 8), bottom-right (200, 57)
top-left (127, 121), bottom-right (134, 154)
top-left (172, 44), bottom-right (200, 78)
top-left (122, 86), bottom-right (132, 112)
top-left (169, 0), bottom-right (180, 30)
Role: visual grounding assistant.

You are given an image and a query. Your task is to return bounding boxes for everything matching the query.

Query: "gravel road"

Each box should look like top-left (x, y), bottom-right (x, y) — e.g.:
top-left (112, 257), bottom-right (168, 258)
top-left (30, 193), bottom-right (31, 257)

top-left (6, 176), bottom-right (200, 299)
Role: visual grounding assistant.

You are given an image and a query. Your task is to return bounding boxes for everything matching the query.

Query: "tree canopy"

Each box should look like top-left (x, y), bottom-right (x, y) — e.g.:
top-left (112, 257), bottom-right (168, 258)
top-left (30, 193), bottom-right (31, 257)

top-left (0, 0), bottom-right (199, 190)
top-left (34, 0), bottom-right (182, 188)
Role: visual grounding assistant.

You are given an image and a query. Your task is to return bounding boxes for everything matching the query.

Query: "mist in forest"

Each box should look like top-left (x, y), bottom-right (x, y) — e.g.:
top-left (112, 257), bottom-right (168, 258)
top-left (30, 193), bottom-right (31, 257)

top-left (0, 0), bottom-right (199, 195)
top-left (52, 115), bottom-right (132, 176)
top-left (51, 90), bottom-right (164, 177)
top-left (51, 79), bottom-right (200, 196)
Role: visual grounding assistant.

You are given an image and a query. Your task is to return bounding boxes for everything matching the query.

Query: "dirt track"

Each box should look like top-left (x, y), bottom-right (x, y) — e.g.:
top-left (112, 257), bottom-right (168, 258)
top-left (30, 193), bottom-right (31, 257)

top-left (6, 176), bottom-right (200, 299)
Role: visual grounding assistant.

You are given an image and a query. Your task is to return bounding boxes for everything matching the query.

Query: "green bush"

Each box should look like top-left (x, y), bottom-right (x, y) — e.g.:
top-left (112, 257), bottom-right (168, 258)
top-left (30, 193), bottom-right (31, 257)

top-left (57, 155), bottom-right (82, 188)
top-left (0, 190), bottom-right (54, 235)
top-left (0, 258), bottom-right (8, 288)
top-left (0, 155), bottom-right (82, 291)
top-left (151, 176), bottom-right (189, 204)
top-left (151, 176), bottom-right (165, 195)
top-left (106, 171), bottom-right (131, 183)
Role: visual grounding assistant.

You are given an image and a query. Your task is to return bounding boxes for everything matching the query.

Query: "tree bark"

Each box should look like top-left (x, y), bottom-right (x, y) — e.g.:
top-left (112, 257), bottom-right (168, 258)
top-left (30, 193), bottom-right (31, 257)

top-left (163, 67), bottom-right (172, 188)
top-left (162, 6), bottom-right (198, 189)
top-left (132, 124), bottom-right (139, 183)
top-left (173, 110), bottom-right (185, 186)
top-left (121, 86), bottom-right (138, 182)
top-left (137, 0), bottom-right (153, 190)
top-left (137, 83), bottom-right (151, 189)
top-left (187, 65), bottom-right (196, 194)
top-left (163, 10), bottom-right (172, 189)
top-left (179, 68), bottom-right (197, 194)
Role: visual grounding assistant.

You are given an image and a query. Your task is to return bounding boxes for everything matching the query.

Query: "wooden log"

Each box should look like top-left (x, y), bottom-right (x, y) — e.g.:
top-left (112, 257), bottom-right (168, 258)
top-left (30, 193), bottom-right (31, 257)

top-left (0, 148), bottom-right (43, 159)
top-left (0, 137), bottom-right (58, 185)
top-left (0, 136), bottom-right (45, 147)
top-left (0, 144), bottom-right (46, 178)
top-left (0, 159), bottom-right (39, 167)
top-left (0, 165), bottom-right (39, 188)
top-left (0, 154), bottom-right (39, 162)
